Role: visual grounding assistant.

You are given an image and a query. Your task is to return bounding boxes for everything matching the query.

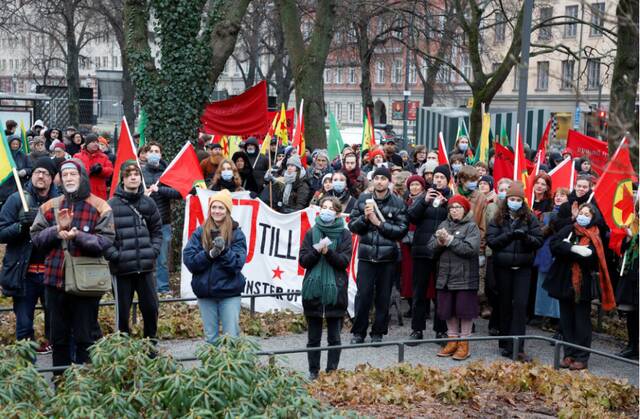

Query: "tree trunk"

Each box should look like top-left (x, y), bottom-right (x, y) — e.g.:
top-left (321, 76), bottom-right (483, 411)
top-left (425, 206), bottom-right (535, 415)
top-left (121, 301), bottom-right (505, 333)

top-left (355, 21), bottom-right (374, 117)
top-left (65, 1), bottom-right (80, 127)
top-left (277, 0), bottom-right (336, 151)
top-left (121, 51), bottom-right (136, 128)
top-left (608, 0), bottom-right (638, 167)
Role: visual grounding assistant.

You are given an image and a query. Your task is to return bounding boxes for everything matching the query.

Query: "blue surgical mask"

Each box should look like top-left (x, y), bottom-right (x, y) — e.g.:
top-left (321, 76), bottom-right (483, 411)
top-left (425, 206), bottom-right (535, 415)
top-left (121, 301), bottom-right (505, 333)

top-left (466, 181), bottom-right (477, 191)
top-left (221, 170), bottom-right (233, 181)
top-left (319, 208), bottom-right (336, 224)
top-left (332, 180), bottom-right (346, 193)
top-left (458, 143), bottom-right (468, 152)
top-left (498, 191), bottom-right (507, 200)
top-left (576, 214), bottom-right (592, 227)
top-left (147, 153), bottom-right (161, 166)
top-left (507, 200), bottom-right (522, 211)
top-left (452, 163), bottom-right (462, 173)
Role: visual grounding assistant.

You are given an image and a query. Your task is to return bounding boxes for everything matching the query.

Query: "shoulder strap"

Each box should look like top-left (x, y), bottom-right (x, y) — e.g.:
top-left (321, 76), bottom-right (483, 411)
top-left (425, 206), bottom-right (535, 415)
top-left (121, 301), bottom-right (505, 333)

top-left (120, 197), bottom-right (147, 227)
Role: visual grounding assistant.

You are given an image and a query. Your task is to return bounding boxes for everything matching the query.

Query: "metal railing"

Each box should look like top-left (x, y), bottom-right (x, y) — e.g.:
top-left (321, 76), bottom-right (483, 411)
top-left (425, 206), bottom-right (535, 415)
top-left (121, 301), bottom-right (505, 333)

top-left (34, 334), bottom-right (639, 374)
top-left (0, 292), bottom-right (301, 320)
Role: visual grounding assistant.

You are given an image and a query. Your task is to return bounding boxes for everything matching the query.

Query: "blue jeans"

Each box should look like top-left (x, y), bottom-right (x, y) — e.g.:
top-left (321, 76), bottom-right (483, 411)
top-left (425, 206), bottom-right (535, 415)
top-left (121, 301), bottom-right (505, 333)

top-left (197, 296), bottom-right (241, 343)
top-left (156, 224), bottom-right (172, 292)
top-left (13, 273), bottom-right (47, 341)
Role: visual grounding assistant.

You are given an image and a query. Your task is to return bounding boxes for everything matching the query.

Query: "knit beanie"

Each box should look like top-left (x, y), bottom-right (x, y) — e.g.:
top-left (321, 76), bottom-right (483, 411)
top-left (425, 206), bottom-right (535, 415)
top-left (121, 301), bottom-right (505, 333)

top-left (507, 181), bottom-right (525, 199)
top-left (372, 166), bottom-right (392, 182)
top-left (420, 160), bottom-right (438, 175)
top-left (119, 159), bottom-right (141, 181)
top-left (406, 174), bottom-right (426, 190)
top-left (369, 148), bottom-right (385, 161)
top-left (448, 194), bottom-right (471, 214)
top-left (287, 154), bottom-right (303, 170)
top-left (479, 175), bottom-right (494, 190)
top-left (33, 156), bottom-right (57, 177)
top-left (51, 139), bottom-right (65, 152)
top-left (85, 133), bottom-right (99, 145)
top-left (208, 189), bottom-right (233, 213)
top-left (433, 164), bottom-right (451, 182)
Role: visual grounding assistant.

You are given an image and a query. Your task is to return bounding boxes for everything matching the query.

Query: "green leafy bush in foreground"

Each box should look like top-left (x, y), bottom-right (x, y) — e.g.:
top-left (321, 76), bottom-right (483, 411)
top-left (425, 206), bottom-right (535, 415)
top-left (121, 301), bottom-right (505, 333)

top-left (0, 334), bottom-right (343, 418)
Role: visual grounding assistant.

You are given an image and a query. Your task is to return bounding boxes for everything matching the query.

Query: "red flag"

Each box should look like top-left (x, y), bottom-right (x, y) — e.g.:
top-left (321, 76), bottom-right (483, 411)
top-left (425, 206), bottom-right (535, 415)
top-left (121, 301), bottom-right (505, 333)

top-left (492, 141), bottom-right (514, 191)
top-left (292, 100), bottom-right (306, 167)
top-left (159, 142), bottom-right (206, 198)
top-left (437, 132), bottom-right (449, 165)
top-left (200, 81), bottom-right (268, 136)
top-left (538, 118), bottom-right (551, 167)
top-left (592, 138), bottom-right (638, 255)
top-left (110, 117), bottom-right (140, 198)
top-left (547, 157), bottom-right (575, 195)
top-left (565, 130), bottom-right (609, 174)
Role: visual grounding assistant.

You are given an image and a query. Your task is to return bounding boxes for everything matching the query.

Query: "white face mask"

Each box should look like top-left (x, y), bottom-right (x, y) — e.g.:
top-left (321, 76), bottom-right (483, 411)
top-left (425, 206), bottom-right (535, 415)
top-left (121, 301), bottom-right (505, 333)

top-left (221, 169), bottom-right (233, 181)
top-left (319, 208), bottom-right (336, 224)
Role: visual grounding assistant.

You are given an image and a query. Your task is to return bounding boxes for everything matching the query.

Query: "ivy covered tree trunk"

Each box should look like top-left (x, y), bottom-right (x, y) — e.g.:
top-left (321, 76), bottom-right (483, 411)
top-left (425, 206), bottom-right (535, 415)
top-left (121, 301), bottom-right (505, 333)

top-left (608, 0), bottom-right (638, 167)
top-left (124, 0), bottom-right (250, 157)
top-left (276, 0), bottom-right (336, 151)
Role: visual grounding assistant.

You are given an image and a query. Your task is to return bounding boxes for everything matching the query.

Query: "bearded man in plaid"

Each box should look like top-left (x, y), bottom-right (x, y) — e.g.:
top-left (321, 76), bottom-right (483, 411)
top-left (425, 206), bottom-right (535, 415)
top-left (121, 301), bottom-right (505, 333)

top-left (31, 159), bottom-right (114, 373)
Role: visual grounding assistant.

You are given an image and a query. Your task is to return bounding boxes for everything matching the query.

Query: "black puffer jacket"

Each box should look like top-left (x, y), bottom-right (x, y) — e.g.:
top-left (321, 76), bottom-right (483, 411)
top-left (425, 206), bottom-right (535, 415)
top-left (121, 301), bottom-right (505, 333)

top-left (487, 210), bottom-right (544, 267)
top-left (142, 160), bottom-right (182, 224)
top-left (299, 227), bottom-right (352, 318)
top-left (408, 189), bottom-right (451, 259)
top-left (348, 191), bottom-right (408, 262)
top-left (105, 184), bottom-right (163, 275)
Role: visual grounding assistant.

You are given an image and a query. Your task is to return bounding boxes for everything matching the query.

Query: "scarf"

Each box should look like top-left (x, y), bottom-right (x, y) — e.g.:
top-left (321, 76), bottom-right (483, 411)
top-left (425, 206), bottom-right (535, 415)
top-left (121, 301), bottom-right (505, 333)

top-left (282, 172), bottom-right (297, 205)
top-left (301, 217), bottom-right (345, 306)
top-left (571, 224), bottom-right (616, 311)
top-left (344, 167), bottom-right (361, 188)
top-left (457, 185), bottom-right (473, 198)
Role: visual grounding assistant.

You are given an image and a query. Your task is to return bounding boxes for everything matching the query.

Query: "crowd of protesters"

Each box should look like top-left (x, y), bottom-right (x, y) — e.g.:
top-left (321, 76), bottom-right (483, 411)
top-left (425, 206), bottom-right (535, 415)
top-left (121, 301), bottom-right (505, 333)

top-left (0, 118), bottom-right (637, 381)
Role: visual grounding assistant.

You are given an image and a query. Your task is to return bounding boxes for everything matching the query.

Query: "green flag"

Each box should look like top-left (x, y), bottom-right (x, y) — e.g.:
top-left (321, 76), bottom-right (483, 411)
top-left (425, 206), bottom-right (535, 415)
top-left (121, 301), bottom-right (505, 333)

top-left (327, 111), bottom-right (344, 160)
top-left (138, 108), bottom-right (148, 147)
top-left (499, 125), bottom-right (509, 146)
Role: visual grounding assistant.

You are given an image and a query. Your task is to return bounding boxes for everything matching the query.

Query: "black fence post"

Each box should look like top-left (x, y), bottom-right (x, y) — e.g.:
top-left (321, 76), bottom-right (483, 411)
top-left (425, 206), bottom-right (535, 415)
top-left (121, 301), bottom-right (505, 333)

top-left (250, 297), bottom-right (256, 317)
top-left (397, 343), bottom-right (405, 363)
top-left (511, 337), bottom-right (519, 361)
top-left (132, 302), bottom-right (138, 325)
top-left (553, 341), bottom-right (562, 369)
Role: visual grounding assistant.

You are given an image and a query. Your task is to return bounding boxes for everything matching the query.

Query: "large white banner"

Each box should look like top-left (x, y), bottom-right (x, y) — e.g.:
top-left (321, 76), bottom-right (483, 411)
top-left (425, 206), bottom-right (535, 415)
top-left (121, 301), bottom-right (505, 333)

top-left (180, 190), bottom-right (358, 315)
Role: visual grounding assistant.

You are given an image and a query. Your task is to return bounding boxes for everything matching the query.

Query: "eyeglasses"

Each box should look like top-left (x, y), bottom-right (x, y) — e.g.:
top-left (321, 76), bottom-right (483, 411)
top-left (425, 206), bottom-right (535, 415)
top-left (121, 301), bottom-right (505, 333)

top-left (449, 205), bottom-right (464, 210)
top-left (33, 170), bottom-right (51, 178)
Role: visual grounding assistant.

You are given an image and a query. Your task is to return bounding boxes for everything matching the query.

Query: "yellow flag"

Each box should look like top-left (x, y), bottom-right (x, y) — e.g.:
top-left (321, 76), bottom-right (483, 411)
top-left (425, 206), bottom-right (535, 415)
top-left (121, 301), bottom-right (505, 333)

top-left (274, 103), bottom-right (289, 146)
top-left (0, 130), bottom-right (15, 185)
top-left (478, 113), bottom-right (491, 163)
top-left (261, 112), bottom-right (280, 155)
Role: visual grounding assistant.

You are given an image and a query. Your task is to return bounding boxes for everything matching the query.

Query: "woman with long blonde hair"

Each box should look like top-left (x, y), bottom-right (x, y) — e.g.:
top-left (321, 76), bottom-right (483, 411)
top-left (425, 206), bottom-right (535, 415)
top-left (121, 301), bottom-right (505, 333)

top-left (210, 159), bottom-right (243, 192)
top-left (183, 189), bottom-right (247, 343)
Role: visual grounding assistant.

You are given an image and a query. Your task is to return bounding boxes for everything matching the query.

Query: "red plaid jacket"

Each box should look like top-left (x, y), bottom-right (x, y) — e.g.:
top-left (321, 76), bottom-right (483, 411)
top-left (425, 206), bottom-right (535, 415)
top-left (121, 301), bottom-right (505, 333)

top-left (30, 194), bottom-right (115, 289)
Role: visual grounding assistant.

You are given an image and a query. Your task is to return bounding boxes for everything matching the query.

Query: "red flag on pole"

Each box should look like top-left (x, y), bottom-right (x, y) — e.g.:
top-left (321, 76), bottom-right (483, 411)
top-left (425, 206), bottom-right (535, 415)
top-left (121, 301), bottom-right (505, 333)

top-left (492, 141), bottom-right (514, 191)
top-left (547, 157), bottom-right (575, 195)
top-left (292, 99), bottom-right (306, 166)
top-left (592, 138), bottom-right (638, 255)
top-left (159, 142), bottom-right (207, 198)
top-left (537, 118), bottom-right (551, 167)
top-left (565, 130), bottom-right (609, 174)
top-left (110, 117), bottom-right (141, 198)
top-left (437, 132), bottom-right (449, 165)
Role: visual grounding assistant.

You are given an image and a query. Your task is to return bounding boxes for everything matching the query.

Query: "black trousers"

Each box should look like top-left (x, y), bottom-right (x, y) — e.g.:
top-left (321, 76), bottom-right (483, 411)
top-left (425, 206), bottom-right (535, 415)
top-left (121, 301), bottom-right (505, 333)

top-left (45, 286), bottom-right (100, 374)
top-left (351, 260), bottom-right (395, 337)
top-left (626, 310), bottom-right (639, 351)
top-left (486, 257), bottom-right (500, 330)
top-left (306, 316), bottom-right (342, 374)
top-left (114, 272), bottom-right (159, 339)
top-left (559, 298), bottom-right (592, 362)
top-left (496, 266), bottom-right (531, 353)
top-left (411, 258), bottom-right (438, 332)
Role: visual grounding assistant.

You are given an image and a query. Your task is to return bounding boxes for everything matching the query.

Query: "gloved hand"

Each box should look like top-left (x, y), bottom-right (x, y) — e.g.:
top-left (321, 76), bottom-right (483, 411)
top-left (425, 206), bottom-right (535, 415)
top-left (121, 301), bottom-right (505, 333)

top-left (188, 186), bottom-right (197, 196)
top-left (213, 236), bottom-right (226, 252)
top-left (570, 245), bottom-right (593, 257)
top-left (18, 169), bottom-right (27, 178)
top-left (264, 172), bottom-right (274, 182)
top-left (511, 229), bottom-right (526, 239)
top-left (19, 208), bottom-right (38, 227)
top-left (90, 164), bottom-right (102, 175)
top-left (479, 255), bottom-right (486, 267)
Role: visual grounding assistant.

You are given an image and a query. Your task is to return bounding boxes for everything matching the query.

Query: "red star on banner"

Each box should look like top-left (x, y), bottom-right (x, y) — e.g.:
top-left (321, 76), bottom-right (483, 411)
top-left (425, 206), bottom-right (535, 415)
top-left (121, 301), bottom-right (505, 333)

top-left (615, 185), bottom-right (635, 223)
top-left (272, 266), bottom-right (284, 280)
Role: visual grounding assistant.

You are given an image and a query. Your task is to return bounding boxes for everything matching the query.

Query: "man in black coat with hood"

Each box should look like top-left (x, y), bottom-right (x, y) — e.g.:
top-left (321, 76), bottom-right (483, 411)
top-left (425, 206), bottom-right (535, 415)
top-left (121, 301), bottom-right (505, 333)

top-left (244, 136), bottom-right (268, 192)
top-left (106, 160), bottom-right (163, 340)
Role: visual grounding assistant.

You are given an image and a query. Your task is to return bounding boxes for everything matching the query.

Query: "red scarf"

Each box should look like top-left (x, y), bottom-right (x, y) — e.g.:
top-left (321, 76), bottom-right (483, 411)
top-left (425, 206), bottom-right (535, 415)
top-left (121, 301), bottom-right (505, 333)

top-left (572, 224), bottom-right (616, 311)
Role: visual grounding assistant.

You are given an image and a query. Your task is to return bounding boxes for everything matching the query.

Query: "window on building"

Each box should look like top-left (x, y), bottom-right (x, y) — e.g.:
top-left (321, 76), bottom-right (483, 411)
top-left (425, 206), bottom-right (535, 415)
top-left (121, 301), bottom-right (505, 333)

top-left (436, 66), bottom-right (450, 83)
top-left (376, 61), bottom-right (385, 84)
top-left (586, 58), bottom-right (601, 89)
top-left (392, 59), bottom-right (402, 84)
top-left (409, 60), bottom-right (417, 84)
top-left (9, 59), bottom-right (13, 70)
top-left (348, 67), bottom-right (356, 84)
top-left (590, 3), bottom-right (605, 36)
top-left (324, 68), bottom-right (331, 84)
top-left (112, 55), bottom-right (119, 68)
top-left (538, 7), bottom-right (553, 40)
top-left (561, 60), bottom-right (575, 89)
top-left (103, 56), bottom-right (108, 68)
top-left (536, 61), bottom-right (549, 90)
top-left (495, 12), bottom-right (506, 43)
top-left (336, 102), bottom-right (343, 121)
top-left (21, 59), bottom-right (26, 70)
top-left (348, 103), bottom-right (355, 122)
top-left (564, 5), bottom-right (578, 37)
top-left (336, 68), bottom-right (343, 84)
top-left (462, 55), bottom-right (471, 80)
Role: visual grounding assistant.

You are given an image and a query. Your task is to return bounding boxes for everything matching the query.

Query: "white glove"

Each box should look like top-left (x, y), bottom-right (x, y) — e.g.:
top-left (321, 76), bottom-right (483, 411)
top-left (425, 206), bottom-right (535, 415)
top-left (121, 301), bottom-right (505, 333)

top-left (264, 172), bottom-right (274, 182)
top-left (313, 237), bottom-right (332, 252)
top-left (18, 169), bottom-right (26, 177)
top-left (570, 245), bottom-right (592, 257)
top-left (479, 255), bottom-right (486, 267)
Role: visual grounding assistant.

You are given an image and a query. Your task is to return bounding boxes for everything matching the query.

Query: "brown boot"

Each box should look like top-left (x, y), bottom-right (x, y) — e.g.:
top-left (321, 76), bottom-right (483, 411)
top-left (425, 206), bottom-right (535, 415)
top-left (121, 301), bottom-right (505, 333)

top-left (452, 341), bottom-right (470, 360)
top-left (437, 338), bottom-right (458, 357)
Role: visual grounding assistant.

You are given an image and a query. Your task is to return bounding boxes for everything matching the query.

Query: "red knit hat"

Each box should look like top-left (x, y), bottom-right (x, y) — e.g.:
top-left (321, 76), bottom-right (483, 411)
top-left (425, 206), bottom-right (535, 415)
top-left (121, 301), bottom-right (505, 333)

top-left (406, 174), bottom-right (426, 190)
top-left (369, 148), bottom-right (385, 161)
top-left (447, 194), bottom-right (471, 214)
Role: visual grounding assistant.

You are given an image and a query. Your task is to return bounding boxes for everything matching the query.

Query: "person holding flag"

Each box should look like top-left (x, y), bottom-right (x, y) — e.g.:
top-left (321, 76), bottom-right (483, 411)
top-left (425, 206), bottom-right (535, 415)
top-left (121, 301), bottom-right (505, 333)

top-left (73, 133), bottom-right (114, 200)
top-left (0, 134), bottom-right (32, 211)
